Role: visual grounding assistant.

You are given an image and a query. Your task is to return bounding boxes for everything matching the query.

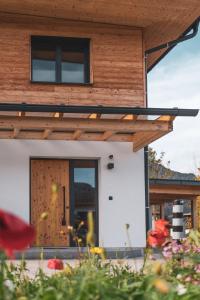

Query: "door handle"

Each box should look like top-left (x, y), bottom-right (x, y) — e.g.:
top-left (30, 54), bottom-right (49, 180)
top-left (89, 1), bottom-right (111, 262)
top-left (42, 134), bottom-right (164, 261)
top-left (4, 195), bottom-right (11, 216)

top-left (61, 186), bottom-right (67, 226)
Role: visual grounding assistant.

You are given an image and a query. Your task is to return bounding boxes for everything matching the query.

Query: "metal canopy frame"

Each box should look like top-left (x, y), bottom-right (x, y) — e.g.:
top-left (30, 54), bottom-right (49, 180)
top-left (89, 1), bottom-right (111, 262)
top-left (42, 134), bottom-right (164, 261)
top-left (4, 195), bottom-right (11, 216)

top-left (0, 103), bottom-right (198, 116)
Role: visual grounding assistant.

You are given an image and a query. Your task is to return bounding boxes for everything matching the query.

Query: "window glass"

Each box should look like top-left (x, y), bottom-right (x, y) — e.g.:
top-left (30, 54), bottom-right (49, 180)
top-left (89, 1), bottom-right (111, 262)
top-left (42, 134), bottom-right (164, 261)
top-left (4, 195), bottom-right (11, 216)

top-left (32, 44), bottom-right (56, 82)
top-left (62, 52), bottom-right (85, 83)
top-left (72, 161), bottom-right (97, 246)
top-left (31, 36), bottom-right (89, 84)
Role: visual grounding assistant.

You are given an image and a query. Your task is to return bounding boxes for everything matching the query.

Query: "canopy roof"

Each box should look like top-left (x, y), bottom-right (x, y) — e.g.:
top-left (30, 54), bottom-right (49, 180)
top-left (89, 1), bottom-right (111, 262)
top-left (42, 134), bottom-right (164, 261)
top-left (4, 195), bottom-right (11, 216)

top-left (150, 179), bottom-right (200, 203)
top-left (0, 103), bottom-right (198, 152)
top-left (0, 1), bottom-right (200, 69)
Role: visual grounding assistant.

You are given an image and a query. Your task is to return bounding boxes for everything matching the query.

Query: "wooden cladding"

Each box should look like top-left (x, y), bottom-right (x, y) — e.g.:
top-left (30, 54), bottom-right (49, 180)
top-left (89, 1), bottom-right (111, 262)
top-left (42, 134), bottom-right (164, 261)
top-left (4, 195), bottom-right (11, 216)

top-left (0, 2), bottom-right (198, 71)
top-left (0, 13), bottom-right (144, 107)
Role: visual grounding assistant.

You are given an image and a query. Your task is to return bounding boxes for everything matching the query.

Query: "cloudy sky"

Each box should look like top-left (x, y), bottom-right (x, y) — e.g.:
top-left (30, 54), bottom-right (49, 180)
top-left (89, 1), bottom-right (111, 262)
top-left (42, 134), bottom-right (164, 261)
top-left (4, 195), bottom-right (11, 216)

top-left (148, 30), bottom-right (200, 174)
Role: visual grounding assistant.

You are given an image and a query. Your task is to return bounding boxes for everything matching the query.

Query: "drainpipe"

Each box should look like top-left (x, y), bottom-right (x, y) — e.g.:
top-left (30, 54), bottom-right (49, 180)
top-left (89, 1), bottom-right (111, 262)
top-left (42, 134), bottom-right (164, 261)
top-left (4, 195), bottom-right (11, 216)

top-left (144, 18), bottom-right (200, 233)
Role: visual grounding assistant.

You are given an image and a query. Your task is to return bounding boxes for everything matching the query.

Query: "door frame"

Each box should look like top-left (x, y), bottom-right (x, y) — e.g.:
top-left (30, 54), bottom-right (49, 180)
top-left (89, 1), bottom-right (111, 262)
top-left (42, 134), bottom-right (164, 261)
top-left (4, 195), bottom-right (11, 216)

top-left (29, 157), bottom-right (99, 247)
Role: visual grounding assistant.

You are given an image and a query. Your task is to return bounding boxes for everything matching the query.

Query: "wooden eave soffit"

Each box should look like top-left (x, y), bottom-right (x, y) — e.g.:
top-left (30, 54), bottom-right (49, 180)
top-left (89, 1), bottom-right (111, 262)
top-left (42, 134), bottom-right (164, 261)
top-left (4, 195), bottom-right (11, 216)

top-left (0, 112), bottom-right (175, 152)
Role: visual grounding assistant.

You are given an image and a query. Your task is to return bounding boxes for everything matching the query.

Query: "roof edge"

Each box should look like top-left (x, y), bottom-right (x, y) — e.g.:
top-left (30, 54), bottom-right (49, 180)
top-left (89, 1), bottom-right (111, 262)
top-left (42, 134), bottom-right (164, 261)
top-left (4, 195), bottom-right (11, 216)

top-left (147, 16), bottom-right (200, 72)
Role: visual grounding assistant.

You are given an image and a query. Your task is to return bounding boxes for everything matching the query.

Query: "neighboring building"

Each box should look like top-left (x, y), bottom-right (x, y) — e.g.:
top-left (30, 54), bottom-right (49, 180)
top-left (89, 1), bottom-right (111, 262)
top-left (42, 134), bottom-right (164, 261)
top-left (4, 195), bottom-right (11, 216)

top-left (0, 2), bottom-right (199, 251)
top-left (150, 179), bottom-right (200, 234)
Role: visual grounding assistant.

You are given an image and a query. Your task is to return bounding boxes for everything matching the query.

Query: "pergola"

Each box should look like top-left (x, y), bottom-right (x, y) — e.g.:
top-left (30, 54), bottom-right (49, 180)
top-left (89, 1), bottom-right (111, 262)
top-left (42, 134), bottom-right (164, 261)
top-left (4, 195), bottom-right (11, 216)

top-left (0, 104), bottom-right (198, 152)
top-left (150, 179), bottom-right (200, 228)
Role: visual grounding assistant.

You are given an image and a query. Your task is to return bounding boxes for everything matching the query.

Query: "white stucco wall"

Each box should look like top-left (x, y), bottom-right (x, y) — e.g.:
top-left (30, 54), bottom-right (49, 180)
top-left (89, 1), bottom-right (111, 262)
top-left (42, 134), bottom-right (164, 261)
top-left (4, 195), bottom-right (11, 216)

top-left (0, 140), bottom-right (146, 247)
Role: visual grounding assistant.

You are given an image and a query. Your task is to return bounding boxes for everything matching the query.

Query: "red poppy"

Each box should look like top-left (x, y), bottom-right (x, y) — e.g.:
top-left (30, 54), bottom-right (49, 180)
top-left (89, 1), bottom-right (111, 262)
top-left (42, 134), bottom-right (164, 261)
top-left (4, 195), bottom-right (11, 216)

top-left (0, 209), bottom-right (35, 258)
top-left (47, 258), bottom-right (64, 270)
top-left (154, 219), bottom-right (169, 237)
top-left (147, 229), bottom-right (166, 248)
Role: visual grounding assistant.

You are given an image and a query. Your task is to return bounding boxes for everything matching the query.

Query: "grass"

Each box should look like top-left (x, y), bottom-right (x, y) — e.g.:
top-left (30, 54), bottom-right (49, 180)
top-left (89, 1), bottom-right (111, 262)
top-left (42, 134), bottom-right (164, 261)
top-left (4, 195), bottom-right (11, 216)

top-left (1, 254), bottom-right (200, 300)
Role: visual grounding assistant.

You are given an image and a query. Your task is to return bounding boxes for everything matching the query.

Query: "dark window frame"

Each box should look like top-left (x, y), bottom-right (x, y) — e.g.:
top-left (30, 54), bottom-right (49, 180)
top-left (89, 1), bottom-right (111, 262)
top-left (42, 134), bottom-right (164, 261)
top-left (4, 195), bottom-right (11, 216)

top-left (31, 36), bottom-right (90, 85)
top-left (69, 159), bottom-right (99, 246)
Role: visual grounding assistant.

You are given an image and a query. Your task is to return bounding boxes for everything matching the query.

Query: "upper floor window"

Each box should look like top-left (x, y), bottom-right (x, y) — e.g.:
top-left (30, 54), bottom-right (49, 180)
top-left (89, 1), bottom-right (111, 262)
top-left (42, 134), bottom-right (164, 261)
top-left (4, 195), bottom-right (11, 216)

top-left (31, 36), bottom-right (90, 84)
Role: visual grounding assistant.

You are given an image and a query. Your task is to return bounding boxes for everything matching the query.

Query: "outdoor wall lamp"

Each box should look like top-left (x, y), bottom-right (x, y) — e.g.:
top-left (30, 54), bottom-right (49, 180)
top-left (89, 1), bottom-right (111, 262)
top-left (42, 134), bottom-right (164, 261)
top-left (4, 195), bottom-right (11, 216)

top-left (107, 154), bottom-right (114, 169)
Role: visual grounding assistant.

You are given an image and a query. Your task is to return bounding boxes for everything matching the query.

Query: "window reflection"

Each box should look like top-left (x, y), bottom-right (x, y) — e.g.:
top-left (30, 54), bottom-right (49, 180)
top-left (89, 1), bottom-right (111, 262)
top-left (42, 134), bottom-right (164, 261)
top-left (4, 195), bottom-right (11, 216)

top-left (62, 51), bottom-right (84, 83)
top-left (32, 47), bottom-right (56, 82)
top-left (72, 161), bottom-right (97, 246)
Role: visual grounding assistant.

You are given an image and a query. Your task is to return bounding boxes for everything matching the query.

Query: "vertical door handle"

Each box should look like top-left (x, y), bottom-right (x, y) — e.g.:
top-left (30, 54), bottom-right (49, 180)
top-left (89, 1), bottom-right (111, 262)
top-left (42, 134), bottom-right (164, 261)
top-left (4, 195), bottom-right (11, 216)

top-left (61, 186), bottom-right (66, 226)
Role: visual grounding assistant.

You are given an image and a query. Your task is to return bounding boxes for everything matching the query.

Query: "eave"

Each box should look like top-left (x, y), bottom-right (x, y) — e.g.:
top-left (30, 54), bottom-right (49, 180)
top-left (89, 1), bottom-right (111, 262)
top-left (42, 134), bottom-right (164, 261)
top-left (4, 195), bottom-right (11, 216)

top-left (0, 103), bottom-right (198, 152)
top-left (150, 179), bottom-right (200, 203)
top-left (0, 1), bottom-right (199, 70)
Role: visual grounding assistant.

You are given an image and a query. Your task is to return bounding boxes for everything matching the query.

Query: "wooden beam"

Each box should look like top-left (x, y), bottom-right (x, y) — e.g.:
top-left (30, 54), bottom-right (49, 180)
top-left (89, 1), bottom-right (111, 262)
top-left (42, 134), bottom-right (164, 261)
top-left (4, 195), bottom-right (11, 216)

top-left (133, 130), bottom-right (171, 152)
top-left (53, 112), bottom-right (63, 118)
top-left (101, 131), bottom-right (115, 141)
top-left (150, 185), bottom-right (200, 196)
top-left (0, 116), bottom-right (172, 133)
top-left (121, 114), bottom-right (138, 121)
top-left (0, 131), bottom-right (133, 142)
top-left (18, 111), bottom-right (25, 117)
top-left (72, 129), bottom-right (82, 140)
top-left (156, 115), bottom-right (176, 121)
top-left (43, 129), bottom-right (52, 139)
top-left (89, 113), bottom-right (101, 119)
top-left (13, 128), bottom-right (20, 138)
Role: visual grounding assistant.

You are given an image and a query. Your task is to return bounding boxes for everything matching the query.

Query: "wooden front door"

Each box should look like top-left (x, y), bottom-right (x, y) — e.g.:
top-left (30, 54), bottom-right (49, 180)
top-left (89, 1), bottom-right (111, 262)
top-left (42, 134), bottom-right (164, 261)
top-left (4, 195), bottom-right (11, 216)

top-left (31, 159), bottom-right (70, 247)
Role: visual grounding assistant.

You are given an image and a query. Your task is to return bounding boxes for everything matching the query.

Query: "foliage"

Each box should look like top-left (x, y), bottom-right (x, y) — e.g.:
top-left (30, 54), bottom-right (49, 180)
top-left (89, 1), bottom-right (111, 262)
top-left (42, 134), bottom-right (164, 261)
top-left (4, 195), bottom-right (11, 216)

top-left (0, 257), bottom-right (197, 300)
top-left (1, 245), bottom-right (200, 300)
top-left (148, 147), bottom-right (172, 179)
top-left (1, 209), bottom-right (200, 299)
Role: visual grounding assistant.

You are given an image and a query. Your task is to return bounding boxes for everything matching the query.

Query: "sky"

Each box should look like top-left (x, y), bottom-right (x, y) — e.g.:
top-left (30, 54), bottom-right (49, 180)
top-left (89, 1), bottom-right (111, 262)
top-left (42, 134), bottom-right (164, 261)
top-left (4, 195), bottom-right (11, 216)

top-left (148, 30), bottom-right (200, 175)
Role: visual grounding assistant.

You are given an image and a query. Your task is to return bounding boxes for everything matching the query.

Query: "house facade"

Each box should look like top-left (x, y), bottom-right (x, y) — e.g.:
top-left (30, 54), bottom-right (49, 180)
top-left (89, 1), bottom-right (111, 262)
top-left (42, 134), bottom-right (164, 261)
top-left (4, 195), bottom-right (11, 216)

top-left (0, 2), bottom-right (199, 250)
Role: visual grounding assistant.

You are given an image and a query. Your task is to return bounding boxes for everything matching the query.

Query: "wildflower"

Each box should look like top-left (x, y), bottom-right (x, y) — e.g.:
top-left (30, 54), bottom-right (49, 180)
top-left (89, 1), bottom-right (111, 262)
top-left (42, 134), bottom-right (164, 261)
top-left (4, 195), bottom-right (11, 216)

top-left (171, 240), bottom-right (183, 254)
top-left (195, 264), bottom-right (200, 273)
top-left (90, 247), bottom-right (105, 259)
top-left (176, 274), bottom-right (182, 280)
top-left (51, 183), bottom-right (58, 204)
top-left (153, 278), bottom-right (170, 294)
top-left (64, 263), bottom-right (73, 275)
top-left (47, 258), bottom-right (64, 270)
top-left (184, 276), bottom-right (192, 282)
top-left (151, 261), bottom-right (162, 275)
top-left (51, 183), bottom-right (58, 193)
top-left (176, 284), bottom-right (187, 295)
top-left (40, 212), bottom-right (48, 220)
top-left (148, 219), bottom-right (169, 248)
top-left (147, 230), bottom-right (166, 247)
top-left (90, 247), bottom-right (104, 255)
top-left (67, 225), bottom-right (73, 232)
top-left (86, 211), bottom-right (95, 247)
top-left (154, 219), bottom-right (169, 237)
top-left (0, 209), bottom-right (35, 258)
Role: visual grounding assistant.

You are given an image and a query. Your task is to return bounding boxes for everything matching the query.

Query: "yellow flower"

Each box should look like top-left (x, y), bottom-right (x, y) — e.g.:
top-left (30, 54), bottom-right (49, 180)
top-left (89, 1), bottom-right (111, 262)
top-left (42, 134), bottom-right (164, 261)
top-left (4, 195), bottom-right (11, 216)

top-left (90, 247), bottom-right (106, 259)
top-left (40, 212), bottom-right (48, 220)
top-left (51, 183), bottom-right (58, 193)
top-left (90, 247), bottom-right (103, 254)
top-left (86, 212), bottom-right (95, 247)
top-left (64, 264), bottom-right (73, 275)
top-left (152, 262), bottom-right (162, 275)
top-left (153, 278), bottom-right (170, 294)
top-left (67, 226), bottom-right (73, 232)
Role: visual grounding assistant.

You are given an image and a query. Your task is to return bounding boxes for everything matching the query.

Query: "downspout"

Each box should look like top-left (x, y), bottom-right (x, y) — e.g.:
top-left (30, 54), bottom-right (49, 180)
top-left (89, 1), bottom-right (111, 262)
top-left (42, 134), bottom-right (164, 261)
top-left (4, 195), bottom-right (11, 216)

top-left (143, 18), bottom-right (200, 233)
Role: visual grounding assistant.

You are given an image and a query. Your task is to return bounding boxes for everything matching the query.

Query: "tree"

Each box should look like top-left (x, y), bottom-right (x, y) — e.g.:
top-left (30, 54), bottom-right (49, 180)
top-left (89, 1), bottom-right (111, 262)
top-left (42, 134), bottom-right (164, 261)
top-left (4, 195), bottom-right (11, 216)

top-left (148, 147), bottom-right (172, 179)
